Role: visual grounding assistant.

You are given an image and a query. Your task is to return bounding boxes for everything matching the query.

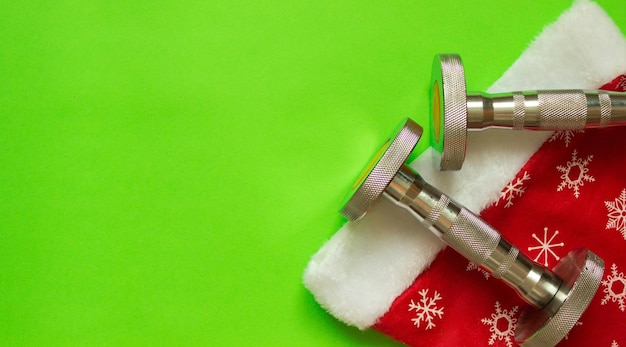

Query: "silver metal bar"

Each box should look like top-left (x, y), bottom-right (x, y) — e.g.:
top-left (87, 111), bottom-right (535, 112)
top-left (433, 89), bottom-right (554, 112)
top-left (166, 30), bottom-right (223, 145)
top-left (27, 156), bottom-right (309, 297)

top-left (341, 118), bottom-right (604, 346)
top-left (385, 165), bottom-right (562, 309)
top-left (431, 53), bottom-right (626, 170)
top-left (466, 91), bottom-right (626, 130)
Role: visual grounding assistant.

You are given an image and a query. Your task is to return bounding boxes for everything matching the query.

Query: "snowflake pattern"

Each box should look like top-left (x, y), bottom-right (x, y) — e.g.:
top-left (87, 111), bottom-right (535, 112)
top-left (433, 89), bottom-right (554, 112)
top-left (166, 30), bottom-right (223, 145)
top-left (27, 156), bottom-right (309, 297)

top-left (467, 261), bottom-right (490, 280)
top-left (496, 171), bottom-right (530, 208)
top-left (527, 227), bottom-right (564, 267)
top-left (408, 289), bottom-right (444, 330)
top-left (612, 341), bottom-right (620, 347)
top-left (548, 130), bottom-right (584, 147)
top-left (605, 189), bottom-right (626, 240)
top-left (556, 149), bottom-right (595, 198)
top-left (481, 302), bottom-right (518, 347)
top-left (601, 263), bottom-right (626, 312)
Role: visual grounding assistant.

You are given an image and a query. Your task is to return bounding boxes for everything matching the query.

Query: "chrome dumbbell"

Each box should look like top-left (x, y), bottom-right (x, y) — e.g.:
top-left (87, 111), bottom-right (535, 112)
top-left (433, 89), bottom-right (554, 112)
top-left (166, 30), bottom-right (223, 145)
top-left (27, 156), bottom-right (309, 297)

top-left (431, 54), bottom-right (626, 170)
top-left (341, 118), bottom-right (604, 346)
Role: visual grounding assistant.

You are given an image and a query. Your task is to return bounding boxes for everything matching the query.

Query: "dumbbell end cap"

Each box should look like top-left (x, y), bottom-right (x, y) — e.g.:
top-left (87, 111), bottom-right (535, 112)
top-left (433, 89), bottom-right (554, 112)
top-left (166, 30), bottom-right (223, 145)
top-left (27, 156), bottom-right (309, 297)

top-left (431, 54), bottom-right (468, 171)
top-left (516, 248), bottom-right (604, 346)
top-left (339, 118), bottom-right (423, 222)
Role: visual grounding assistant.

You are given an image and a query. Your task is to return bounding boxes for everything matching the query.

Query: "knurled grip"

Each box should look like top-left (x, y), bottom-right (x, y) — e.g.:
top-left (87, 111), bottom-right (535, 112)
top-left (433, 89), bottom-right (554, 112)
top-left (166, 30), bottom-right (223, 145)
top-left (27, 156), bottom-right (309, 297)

top-left (492, 245), bottom-right (520, 279)
top-left (443, 207), bottom-right (501, 266)
top-left (599, 92), bottom-right (612, 127)
top-left (537, 91), bottom-right (588, 130)
top-left (427, 192), bottom-right (523, 280)
top-left (404, 177), bottom-right (563, 309)
top-left (513, 92), bottom-right (526, 130)
top-left (498, 90), bottom-right (620, 130)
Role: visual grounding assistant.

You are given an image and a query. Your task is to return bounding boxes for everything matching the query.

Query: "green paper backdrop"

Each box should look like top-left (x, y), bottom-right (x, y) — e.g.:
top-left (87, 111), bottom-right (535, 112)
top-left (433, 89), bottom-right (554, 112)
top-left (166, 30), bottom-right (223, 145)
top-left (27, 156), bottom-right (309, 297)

top-left (1, 1), bottom-right (624, 345)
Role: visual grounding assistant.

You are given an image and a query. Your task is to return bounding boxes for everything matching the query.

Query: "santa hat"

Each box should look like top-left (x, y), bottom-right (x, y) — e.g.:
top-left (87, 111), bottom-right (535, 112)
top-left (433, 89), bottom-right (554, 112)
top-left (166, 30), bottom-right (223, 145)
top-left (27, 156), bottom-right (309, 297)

top-left (303, 1), bottom-right (626, 346)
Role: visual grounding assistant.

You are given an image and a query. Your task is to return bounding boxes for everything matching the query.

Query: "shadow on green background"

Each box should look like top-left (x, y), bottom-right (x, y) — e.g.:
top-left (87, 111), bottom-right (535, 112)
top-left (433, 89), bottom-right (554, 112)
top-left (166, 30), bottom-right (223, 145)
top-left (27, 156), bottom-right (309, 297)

top-left (1, 1), bottom-right (624, 345)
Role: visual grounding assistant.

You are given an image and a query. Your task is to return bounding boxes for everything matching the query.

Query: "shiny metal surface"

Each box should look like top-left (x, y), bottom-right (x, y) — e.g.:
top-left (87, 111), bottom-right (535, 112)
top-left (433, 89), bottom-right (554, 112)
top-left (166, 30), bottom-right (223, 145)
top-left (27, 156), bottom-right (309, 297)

top-left (339, 119), bottom-right (423, 222)
top-left (387, 164), bottom-right (564, 310)
top-left (515, 249), bottom-right (604, 346)
top-left (341, 119), bottom-right (605, 346)
top-left (432, 53), bottom-right (626, 170)
top-left (431, 54), bottom-right (468, 171)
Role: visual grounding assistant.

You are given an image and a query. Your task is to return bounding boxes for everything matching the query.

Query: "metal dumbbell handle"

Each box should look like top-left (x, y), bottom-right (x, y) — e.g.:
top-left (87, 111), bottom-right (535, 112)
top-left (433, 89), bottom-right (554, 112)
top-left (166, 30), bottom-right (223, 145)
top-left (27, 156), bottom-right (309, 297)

top-left (467, 90), bottom-right (626, 130)
top-left (386, 164), bottom-right (562, 309)
top-left (341, 119), bottom-right (604, 346)
top-left (431, 54), bottom-right (626, 170)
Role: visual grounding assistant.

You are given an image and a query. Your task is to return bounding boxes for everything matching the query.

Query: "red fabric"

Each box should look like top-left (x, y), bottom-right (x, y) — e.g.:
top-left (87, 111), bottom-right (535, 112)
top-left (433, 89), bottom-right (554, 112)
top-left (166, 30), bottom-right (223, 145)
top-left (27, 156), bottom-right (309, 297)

top-left (374, 80), bottom-right (626, 346)
top-left (602, 74), bottom-right (626, 92)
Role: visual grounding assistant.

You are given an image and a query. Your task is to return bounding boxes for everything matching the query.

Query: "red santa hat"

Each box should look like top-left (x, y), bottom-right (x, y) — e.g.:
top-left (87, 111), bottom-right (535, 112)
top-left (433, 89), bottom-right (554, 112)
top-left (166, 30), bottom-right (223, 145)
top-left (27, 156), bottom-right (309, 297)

top-left (304, 0), bottom-right (626, 346)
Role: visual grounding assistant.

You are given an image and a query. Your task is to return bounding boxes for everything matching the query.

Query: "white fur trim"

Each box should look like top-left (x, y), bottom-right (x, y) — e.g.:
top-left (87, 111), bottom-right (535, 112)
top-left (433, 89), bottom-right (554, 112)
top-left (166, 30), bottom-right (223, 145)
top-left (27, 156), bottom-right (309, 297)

top-left (303, 0), bottom-right (626, 330)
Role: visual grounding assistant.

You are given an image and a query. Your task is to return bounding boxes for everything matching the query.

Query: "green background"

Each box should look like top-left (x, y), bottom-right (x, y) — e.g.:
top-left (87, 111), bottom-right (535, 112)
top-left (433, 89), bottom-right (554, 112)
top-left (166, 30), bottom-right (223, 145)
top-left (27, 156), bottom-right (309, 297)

top-left (1, 1), bottom-right (624, 345)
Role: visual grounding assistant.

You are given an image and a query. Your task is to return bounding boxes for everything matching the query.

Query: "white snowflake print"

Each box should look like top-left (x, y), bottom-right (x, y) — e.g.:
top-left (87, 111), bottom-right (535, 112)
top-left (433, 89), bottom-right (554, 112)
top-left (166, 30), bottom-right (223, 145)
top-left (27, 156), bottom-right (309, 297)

top-left (481, 301), bottom-right (518, 347)
top-left (601, 263), bottom-right (626, 312)
top-left (408, 289), bottom-right (444, 330)
top-left (612, 341), bottom-right (620, 347)
top-left (467, 261), bottom-right (490, 279)
top-left (556, 149), bottom-right (595, 198)
top-left (496, 171), bottom-right (530, 208)
top-left (548, 130), bottom-right (584, 147)
top-left (527, 227), bottom-right (564, 267)
top-left (605, 189), bottom-right (626, 240)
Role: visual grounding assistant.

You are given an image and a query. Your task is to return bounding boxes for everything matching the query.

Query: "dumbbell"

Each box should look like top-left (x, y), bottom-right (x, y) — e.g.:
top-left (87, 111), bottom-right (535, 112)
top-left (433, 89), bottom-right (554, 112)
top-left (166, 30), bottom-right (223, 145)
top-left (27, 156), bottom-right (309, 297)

top-left (340, 118), bottom-right (604, 346)
top-left (431, 54), bottom-right (626, 170)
